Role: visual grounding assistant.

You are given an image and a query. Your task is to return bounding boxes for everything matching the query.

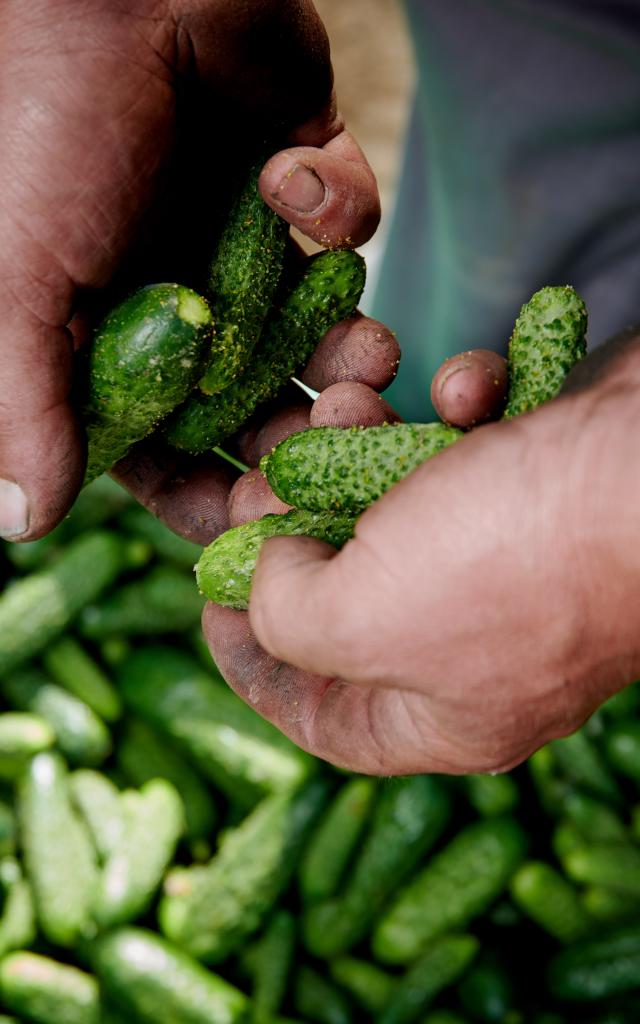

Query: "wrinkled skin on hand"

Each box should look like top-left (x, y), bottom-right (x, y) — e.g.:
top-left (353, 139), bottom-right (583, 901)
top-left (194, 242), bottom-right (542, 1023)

top-left (202, 332), bottom-right (640, 776)
top-left (0, 0), bottom-right (380, 540)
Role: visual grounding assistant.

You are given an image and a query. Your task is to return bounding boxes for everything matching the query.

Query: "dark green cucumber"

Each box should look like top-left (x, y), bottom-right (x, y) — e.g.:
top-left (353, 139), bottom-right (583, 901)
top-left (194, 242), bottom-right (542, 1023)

top-left (582, 886), bottom-right (640, 926)
top-left (93, 780), bottom-right (183, 929)
top-left (378, 934), bottom-right (479, 1024)
top-left (261, 423), bottom-right (462, 513)
top-left (0, 531), bottom-right (128, 676)
top-left (563, 791), bottom-right (627, 844)
top-left (328, 957), bottom-right (396, 1016)
top-left (250, 910), bottom-right (296, 1024)
top-left (0, 714), bottom-right (54, 781)
top-left (0, 953), bottom-right (101, 1024)
top-left (196, 509), bottom-right (357, 611)
top-left (95, 928), bottom-right (249, 1023)
top-left (164, 249), bottom-right (366, 453)
top-left (373, 817), bottom-right (527, 964)
top-left (504, 285), bottom-right (587, 418)
top-left (527, 746), bottom-right (568, 817)
top-left (510, 861), bottom-right (593, 943)
top-left (0, 802), bottom-right (15, 858)
top-left (462, 773), bottom-right (519, 818)
top-left (199, 160), bottom-right (288, 394)
top-left (547, 924), bottom-right (640, 1001)
top-left (159, 782), bottom-right (326, 964)
top-left (563, 842), bottom-right (640, 896)
top-left (1, 669), bottom-right (111, 768)
top-left (601, 683), bottom-right (640, 721)
top-left (18, 752), bottom-right (97, 947)
top-left (41, 636), bottom-right (121, 722)
top-left (119, 505), bottom-right (202, 571)
top-left (293, 966), bottom-right (352, 1024)
top-left (550, 730), bottom-right (621, 804)
top-left (79, 566), bottom-right (205, 639)
top-left (457, 957), bottom-right (517, 1024)
top-left (117, 719), bottom-right (217, 843)
top-left (82, 283), bottom-right (213, 482)
top-left (299, 777), bottom-right (377, 904)
top-left (0, 859), bottom-right (36, 959)
top-left (303, 776), bottom-right (451, 959)
top-left (117, 647), bottom-right (314, 807)
top-left (69, 770), bottom-right (124, 862)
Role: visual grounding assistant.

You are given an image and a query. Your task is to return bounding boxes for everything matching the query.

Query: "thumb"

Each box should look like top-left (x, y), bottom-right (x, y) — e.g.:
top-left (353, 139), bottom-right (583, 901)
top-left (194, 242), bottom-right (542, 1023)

top-left (249, 532), bottom-right (371, 680)
top-left (0, 254), bottom-right (82, 541)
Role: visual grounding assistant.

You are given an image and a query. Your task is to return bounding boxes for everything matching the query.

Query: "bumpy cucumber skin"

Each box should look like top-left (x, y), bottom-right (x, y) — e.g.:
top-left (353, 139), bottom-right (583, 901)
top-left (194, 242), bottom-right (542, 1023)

top-left (82, 283), bottom-right (213, 482)
top-left (504, 285), bottom-right (587, 418)
top-left (303, 776), bottom-right (451, 960)
top-left (94, 928), bottom-right (249, 1023)
top-left (262, 423), bottom-right (462, 513)
top-left (159, 782), bottom-right (326, 964)
top-left (93, 779), bottom-right (184, 929)
top-left (510, 861), bottom-right (593, 944)
top-left (547, 924), bottom-right (640, 1001)
top-left (199, 161), bottom-right (289, 394)
top-left (373, 817), bottom-right (527, 965)
top-left (0, 531), bottom-right (125, 677)
top-left (196, 509), bottom-right (357, 611)
top-left (18, 752), bottom-right (97, 948)
top-left (379, 934), bottom-right (479, 1024)
top-left (117, 647), bottom-right (314, 807)
top-left (0, 952), bottom-right (100, 1024)
top-left (164, 249), bottom-right (366, 453)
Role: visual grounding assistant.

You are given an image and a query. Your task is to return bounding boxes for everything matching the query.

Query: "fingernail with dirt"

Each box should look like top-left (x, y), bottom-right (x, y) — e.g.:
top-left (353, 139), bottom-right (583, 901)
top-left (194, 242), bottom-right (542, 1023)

top-left (272, 165), bottom-right (326, 213)
top-left (0, 479), bottom-right (29, 539)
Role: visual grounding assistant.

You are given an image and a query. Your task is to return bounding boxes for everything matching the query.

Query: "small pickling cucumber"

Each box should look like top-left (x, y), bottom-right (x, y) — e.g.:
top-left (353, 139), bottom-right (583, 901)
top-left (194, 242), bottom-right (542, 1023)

top-left (582, 886), bottom-right (640, 926)
top-left (372, 817), bottom-right (527, 964)
top-left (118, 505), bottom-right (202, 571)
top-left (328, 957), bottom-right (396, 1016)
top-left (164, 249), bottom-right (366, 453)
top-left (504, 285), bottom-right (587, 418)
top-left (159, 782), bottom-right (326, 964)
top-left (549, 730), bottom-right (621, 804)
top-left (510, 861), bottom-right (593, 944)
top-left (562, 791), bottom-right (627, 844)
top-left (0, 531), bottom-right (128, 676)
top-left (79, 566), bottom-right (205, 639)
top-left (261, 422), bottom-right (462, 513)
top-left (547, 924), bottom-right (640, 1001)
top-left (461, 772), bottom-right (519, 818)
top-left (379, 934), bottom-right (479, 1024)
top-left (82, 283), bottom-right (213, 482)
top-left (292, 966), bottom-right (352, 1024)
top-left (18, 752), bottom-right (97, 948)
top-left (0, 859), bottom-right (36, 959)
top-left (199, 159), bottom-right (289, 394)
top-left (93, 928), bottom-right (249, 1024)
top-left (69, 770), bottom-right (124, 863)
top-left (196, 509), bottom-right (357, 610)
top-left (0, 714), bottom-right (55, 781)
top-left (249, 910), bottom-right (296, 1024)
top-left (0, 952), bottom-right (101, 1024)
top-left (93, 779), bottom-right (184, 929)
top-left (563, 841), bottom-right (640, 896)
top-left (42, 636), bottom-right (122, 722)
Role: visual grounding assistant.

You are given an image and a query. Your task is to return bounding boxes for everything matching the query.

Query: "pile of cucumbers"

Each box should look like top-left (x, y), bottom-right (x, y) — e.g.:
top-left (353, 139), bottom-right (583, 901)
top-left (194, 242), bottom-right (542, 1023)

top-left (2, 490), bottom-right (640, 1022)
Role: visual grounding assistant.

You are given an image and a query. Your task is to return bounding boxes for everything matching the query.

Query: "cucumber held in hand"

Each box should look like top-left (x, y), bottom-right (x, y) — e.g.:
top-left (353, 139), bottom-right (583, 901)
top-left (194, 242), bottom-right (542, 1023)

top-left (82, 283), bottom-right (213, 482)
top-left (261, 422), bottom-right (462, 512)
top-left (504, 285), bottom-right (587, 418)
top-left (164, 249), bottom-right (366, 454)
top-left (196, 509), bottom-right (357, 610)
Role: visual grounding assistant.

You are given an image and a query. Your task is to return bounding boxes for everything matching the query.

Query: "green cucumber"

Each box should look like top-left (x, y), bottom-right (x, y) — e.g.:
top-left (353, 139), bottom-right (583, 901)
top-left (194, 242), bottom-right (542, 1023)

top-left (118, 505), bottom-right (202, 571)
top-left (298, 777), bottom-right (377, 904)
top-left (82, 283), bottom-right (213, 482)
top-left (528, 746), bottom-right (568, 817)
top-left (18, 752), bottom-right (97, 947)
top-left (164, 249), bottom-right (366, 453)
top-left (79, 566), bottom-right (205, 639)
top-left (373, 817), bottom-right (527, 964)
top-left (159, 782), bottom-right (326, 964)
top-left (261, 422), bottom-right (462, 513)
top-left (250, 910), bottom-right (296, 1024)
top-left (601, 683), bottom-right (640, 721)
top-left (1, 669), bottom-right (111, 768)
top-left (510, 861), bottom-right (593, 943)
top-left (196, 509), bottom-right (356, 611)
top-left (0, 802), bottom-right (16, 858)
top-left (603, 721), bottom-right (640, 782)
top-left (0, 531), bottom-right (127, 676)
top-left (117, 646), bottom-right (314, 806)
top-left (199, 159), bottom-right (289, 394)
top-left (563, 791), bottom-right (627, 843)
top-left (41, 636), bottom-right (122, 722)
top-left (549, 730), bottom-right (621, 804)
top-left (292, 966), bottom-right (352, 1024)
top-left (69, 770), bottom-right (124, 862)
top-left (303, 776), bottom-right (451, 959)
top-left (328, 957), bottom-right (396, 1016)
top-left (117, 718), bottom-right (217, 843)
top-left (582, 886), bottom-right (640, 926)
top-left (462, 773), bottom-right (519, 818)
top-left (0, 953), bottom-right (100, 1024)
top-left (457, 957), bottom-right (517, 1024)
top-left (504, 285), bottom-right (587, 418)
top-left (563, 842), bottom-right (640, 896)
top-left (93, 779), bottom-right (184, 929)
top-left (378, 934), bottom-right (479, 1024)
top-left (0, 859), bottom-right (36, 958)
top-left (547, 924), bottom-right (640, 1001)
top-left (552, 819), bottom-right (585, 865)
top-left (0, 714), bottom-right (54, 781)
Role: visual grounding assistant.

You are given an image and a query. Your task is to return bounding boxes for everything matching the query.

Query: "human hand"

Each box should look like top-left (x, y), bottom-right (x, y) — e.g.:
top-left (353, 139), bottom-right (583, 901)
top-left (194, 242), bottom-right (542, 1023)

top-left (203, 336), bottom-right (640, 775)
top-left (0, 0), bottom-right (379, 541)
